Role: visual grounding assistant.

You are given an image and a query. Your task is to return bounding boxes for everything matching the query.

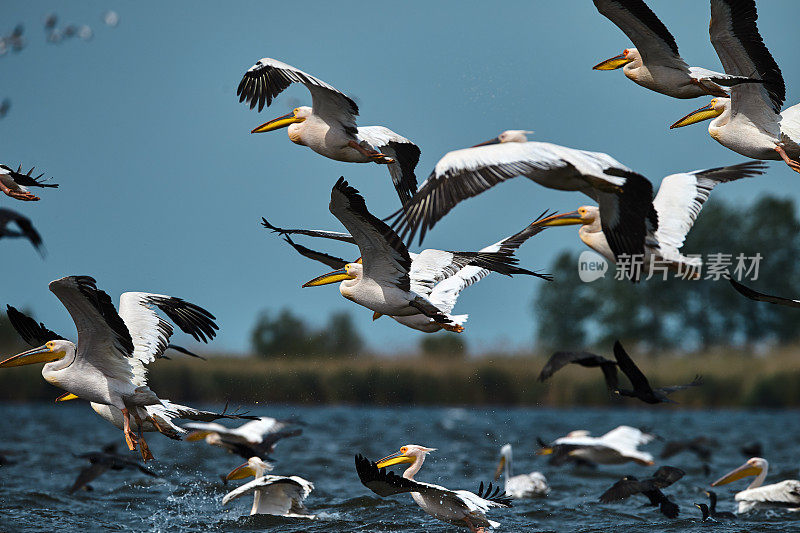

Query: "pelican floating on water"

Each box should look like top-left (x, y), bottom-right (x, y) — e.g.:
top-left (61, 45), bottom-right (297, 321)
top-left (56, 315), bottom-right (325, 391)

top-left (0, 208), bottom-right (44, 256)
top-left (264, 213), bottom-right (551, 333)
top-left (539, 161), bottom-right (763, 277)
top-left (0, 276), bottom-right (221, 460)
top-left (538, 425), bottom-right (655, 466)
top-left (671, 0), bottom-right (800, 175)
top-left (494, 444), bottom-right (549, 499)
top-left (356, 447), bottom-right (512, 532)
top-left (711, 457), bottom-right (800, 513)
top-left (300, 178), bottom-right (539, 332)
top-left (237, 58), bottom-right (420, 205)
top-left (185, 417), bottom-right (302, 460)
top-left (592, 0), bottom-right (760, 98)
top-left (224, 457), bottom-right (314, 518)
top-left (0, 164), bottom-right (57, 201)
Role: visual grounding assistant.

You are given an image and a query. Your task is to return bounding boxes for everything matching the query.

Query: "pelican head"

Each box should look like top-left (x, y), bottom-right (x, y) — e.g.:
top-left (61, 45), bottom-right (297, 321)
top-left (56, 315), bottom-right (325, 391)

top-left (473, 130), bottom-right (533, 147)
top-left (376, 444), bottom-right (436, 468)
top-left (494, 443), bottom-right (512, 481)
top-left (226, 456), bottom-right (274, 480)
top-left (538, 206), bottom-right (598, 227)
top-left (593, 48), bottom-right (637, 70)
top-left (251, 106), bottom-right (311, 134)
top-left (302, 260), bottom-right (362, 287)
top-left (711, 457), bottom-right (767, 487)
top-left (0, 340), bottom-right (72, 368)
top-left (670, 98), bottom-right (727, 129)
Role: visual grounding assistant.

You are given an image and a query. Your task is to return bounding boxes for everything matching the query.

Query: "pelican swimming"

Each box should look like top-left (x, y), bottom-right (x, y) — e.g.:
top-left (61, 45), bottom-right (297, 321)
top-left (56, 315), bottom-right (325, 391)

top-left (539, 161), bottom-right (764, 277)
top-left (494, 444), bottom-right (549, 499)
top-left (0, 276), bottom-right (221, 460)
top-left (711, 457), bottom-right (800, 513)
top-left (237, 58), bottom-right (420, 205)
top-left (300, 178), bottom-right (538, 332)
top-left (264, 213), bottom-right (552, 333)
top-left (538, 425), bottom-right (655, 466)
top-left (0, 208), bottom-right (44, 256)
top-left (671, 0), bottom-right (800, 175)
top-left (592, 0), bottom-right (760, 98)
top-left (0, 163), bottom-right (57, 201)
top-left (185, 417), bottom-right (302, 460)
top-left (389, 130), bottom-right (657, 278)
top-left (223, 457), bottom-right (315, 518)
top-left (356, 447), bottom-right (511, 532)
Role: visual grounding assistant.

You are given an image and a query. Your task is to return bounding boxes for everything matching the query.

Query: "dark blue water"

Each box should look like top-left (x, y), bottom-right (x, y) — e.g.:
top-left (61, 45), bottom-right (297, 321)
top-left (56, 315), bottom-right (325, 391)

top-left (1, 403), bottom-right (798, 532)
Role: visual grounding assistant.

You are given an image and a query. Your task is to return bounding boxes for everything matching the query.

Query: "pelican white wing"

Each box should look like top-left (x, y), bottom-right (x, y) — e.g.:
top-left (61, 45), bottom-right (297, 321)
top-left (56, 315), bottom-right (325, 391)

top-left (222, 475), bottom-right (314, 515)
top-left (736, 481), bottom-right (800, 511)
top-left (356, 126), bottom-right (421, 205)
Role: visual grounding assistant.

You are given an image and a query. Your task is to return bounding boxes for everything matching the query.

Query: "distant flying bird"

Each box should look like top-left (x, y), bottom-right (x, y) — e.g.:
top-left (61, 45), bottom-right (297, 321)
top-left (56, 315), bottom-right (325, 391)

top-left (0, 276), bottom-right (221, 461)
top-left (612, 340), bottom-right (702, 404)
top-left (0, 208), bottom-right (44, 256)
top-left (493, 444), bottom-right (549, 499)
top-left (236, 58), bottom-right (420, 205)
top-left (670, 0), bottom-right (800, 175)
top-left (740, 442), bottom-right (763, 458)
top-left (704, 490), bottom-right (737, 519)
top-left (537, 350), bottom-right (618, 388)
top-left (599, 466), bottom-right (685, 518)
top-left (0, 164), bottom-right (58, 201)
top-left (660, 436), bottom-right (715, 462)
top-left (264, 213), bottom-right (551, 333)
top-left (69, 443), bottom-right (157, 493)
top-left (539, 161), bottom-right (764, 277)
top-left (356, 448), bottom-right (512, 532)
top-left (592, 0), bottom-right (760, 98)
top-left (223, 457), bottom-right (315, 517)
top-left (537, 426), bottom-right (655, 466)
top-left (711, 457), bottom-right (800, 513)
top-left (300, 178), bottom-right (538, 332)
top-left (185, 417), bottom-right (302, 460)
top-left (0, 98), bottom-right (9, 118)
top-left (390, 130), bottom-right (655, 271)
top-left (728, 278), bottom-right (800, 308)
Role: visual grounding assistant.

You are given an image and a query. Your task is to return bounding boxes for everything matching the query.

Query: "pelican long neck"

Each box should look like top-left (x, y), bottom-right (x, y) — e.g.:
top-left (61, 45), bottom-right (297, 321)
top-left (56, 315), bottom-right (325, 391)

top-left (748, 464), bottom-right (768, 490)
top-left (504, 449), bottom-right (513, 479)
top-left (709, 103), bottom-right (731, 135)
top-left (403, 454), bottom-right (426, 480)
top-left (43, 344), bottom-right (77, 374)
top-left (250, 463), bottom-right (268, 515)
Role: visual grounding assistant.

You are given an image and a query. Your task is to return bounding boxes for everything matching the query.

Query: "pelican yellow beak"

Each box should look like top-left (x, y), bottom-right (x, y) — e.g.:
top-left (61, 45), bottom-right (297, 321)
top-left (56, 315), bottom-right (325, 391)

top-left (251, 111), bottom-right (305, 134)
top-left (535, 447), bottom-right (553, 456)
top-left (670, 100), bottom-right (723, 129)
top-left (226, 463), bottom-right (257, 480)
top-left (55, 392), bottom-right (79, 402)
top-left (493, 456), bottom-right (506, 481)
top-left (376, 450), bottom-right (415, 468)
top-left (537, 210), bottom-right (585, 227)
top-left (711, 462), bottom-right (762, 486)
top-left (185, 430), bottom-right (212, 442)
top-left (0, 344), bottom-right (64, 368)
top-left (593, 52), bottom-right (633, 70)
top-left (472, 137), bottom-right (501, 148)
top-left (302, 267), bottom-right (356, 288)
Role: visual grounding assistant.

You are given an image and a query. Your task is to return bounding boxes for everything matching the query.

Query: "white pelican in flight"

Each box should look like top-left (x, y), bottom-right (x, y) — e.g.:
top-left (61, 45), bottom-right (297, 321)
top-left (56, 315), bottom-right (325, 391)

top-left (711, 457), bottom-right (800, 513)
top-left (671, 0), bottom-right (800, 175)
top-left (592, 0), bottom-right (760, 98)
top-left (538, 426), bottom-right (655, 466)
top-left (223, 457), bottom-right (315, 518)
top-left (538, 161), bottom-right (765, 276)
top-left (0, 208), bottom-right (44, 257)
top-left (389, 130), bottom-right (657, 276)
top-left (0, 163), bottom-right (57, 201)
top-left (237, 58), bottom-right (420, 205)
top-left (494, 444), bottom-right (549, 499)
top-left (0, 276), bottom-right (221, 460)
top-left (356, 447), bottom-right (512, 532)
top-left (185, 417), bottom-right (302, 460)
top-left (263, 213), bottom-right (552, 333)
top-left (300, 178), bottom-right (539, 332)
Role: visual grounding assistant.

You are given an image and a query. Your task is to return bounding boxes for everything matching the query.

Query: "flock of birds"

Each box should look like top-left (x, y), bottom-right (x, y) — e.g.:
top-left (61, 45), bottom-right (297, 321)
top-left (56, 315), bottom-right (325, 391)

top-left (3, 0), bottom-right (800, 530)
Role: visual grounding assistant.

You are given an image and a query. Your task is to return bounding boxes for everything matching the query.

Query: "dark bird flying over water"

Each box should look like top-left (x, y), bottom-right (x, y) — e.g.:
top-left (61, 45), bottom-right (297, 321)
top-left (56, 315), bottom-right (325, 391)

top-left (69, 443), bottom-right (157, 493)
top-left (0, 208), bottom-right (44, 256)
top-left (600, 466), bottom-right (685, 518)
top-left (538, 350), bottom-right (618, 388)
top-left (660, 436), bottom-right (716, 462)
top-left (612, 340), bottom-right (702, 403)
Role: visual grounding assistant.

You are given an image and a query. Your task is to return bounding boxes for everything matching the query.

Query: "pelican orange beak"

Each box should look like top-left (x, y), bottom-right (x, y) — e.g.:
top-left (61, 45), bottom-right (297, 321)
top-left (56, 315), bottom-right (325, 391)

top-left (0, 344), bottom-right (64, 368)
top-left (376, 450), bottom-right (415, 468)
top-left (537, 210), bottom-right (585, 227)
top-left (493, 455), bottom-right (506, 481)
top-left (226, 462), bottom-right (257, 480)
top-left (535, 447), bottom-right (553, 456)
top-left (711, 461), bottom-right (762, 486)
top-left (670, 100), bottom-right (723, 129)
top-left (302, 267), bottom-right (356, 287)
top-left (251, 111), bottom-right (305, 134)
top-left (185, 430), bottom-right (212, 442)
top-left (593, 52), bottom-right (633, 70)
top-left (472, 137), bottom-right (501, 147)
top-left (55, 392), bottom-right (79, 402)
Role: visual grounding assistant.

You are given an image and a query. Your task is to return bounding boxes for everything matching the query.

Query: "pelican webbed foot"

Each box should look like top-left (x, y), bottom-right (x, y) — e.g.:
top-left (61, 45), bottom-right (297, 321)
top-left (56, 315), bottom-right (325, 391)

top-left (775, 145), bottom-right (800, 174)
top-left (138, 436), bottom-right (154, 462)
top-left (121, 407), bottom-right (138, 451)
top-left (442, 323), bottom-right (464, 333)
top-left (347, 140), bottom-right (395, 164)
top-left (0, 184), bottom-right (39, 201)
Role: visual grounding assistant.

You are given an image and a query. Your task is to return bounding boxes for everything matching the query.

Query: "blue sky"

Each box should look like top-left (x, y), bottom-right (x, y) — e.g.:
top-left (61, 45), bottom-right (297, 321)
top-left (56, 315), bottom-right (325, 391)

top-left (2, 1), bottom-right (799, 354)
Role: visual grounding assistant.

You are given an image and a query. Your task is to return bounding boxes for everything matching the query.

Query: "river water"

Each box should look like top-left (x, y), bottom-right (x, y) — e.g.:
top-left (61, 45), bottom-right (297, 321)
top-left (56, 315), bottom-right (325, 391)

top-left (1, 403), bottom-right (798, 532)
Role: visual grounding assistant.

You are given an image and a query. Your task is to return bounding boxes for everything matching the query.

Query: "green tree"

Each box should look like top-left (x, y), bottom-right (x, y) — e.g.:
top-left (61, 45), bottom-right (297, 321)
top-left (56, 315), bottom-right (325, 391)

top-left (419, 333), bottom-right (466, 359)
top-left (320, 311), bottom-right (363, 357)
top-left (251, 309), bottom-right (321, 358)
